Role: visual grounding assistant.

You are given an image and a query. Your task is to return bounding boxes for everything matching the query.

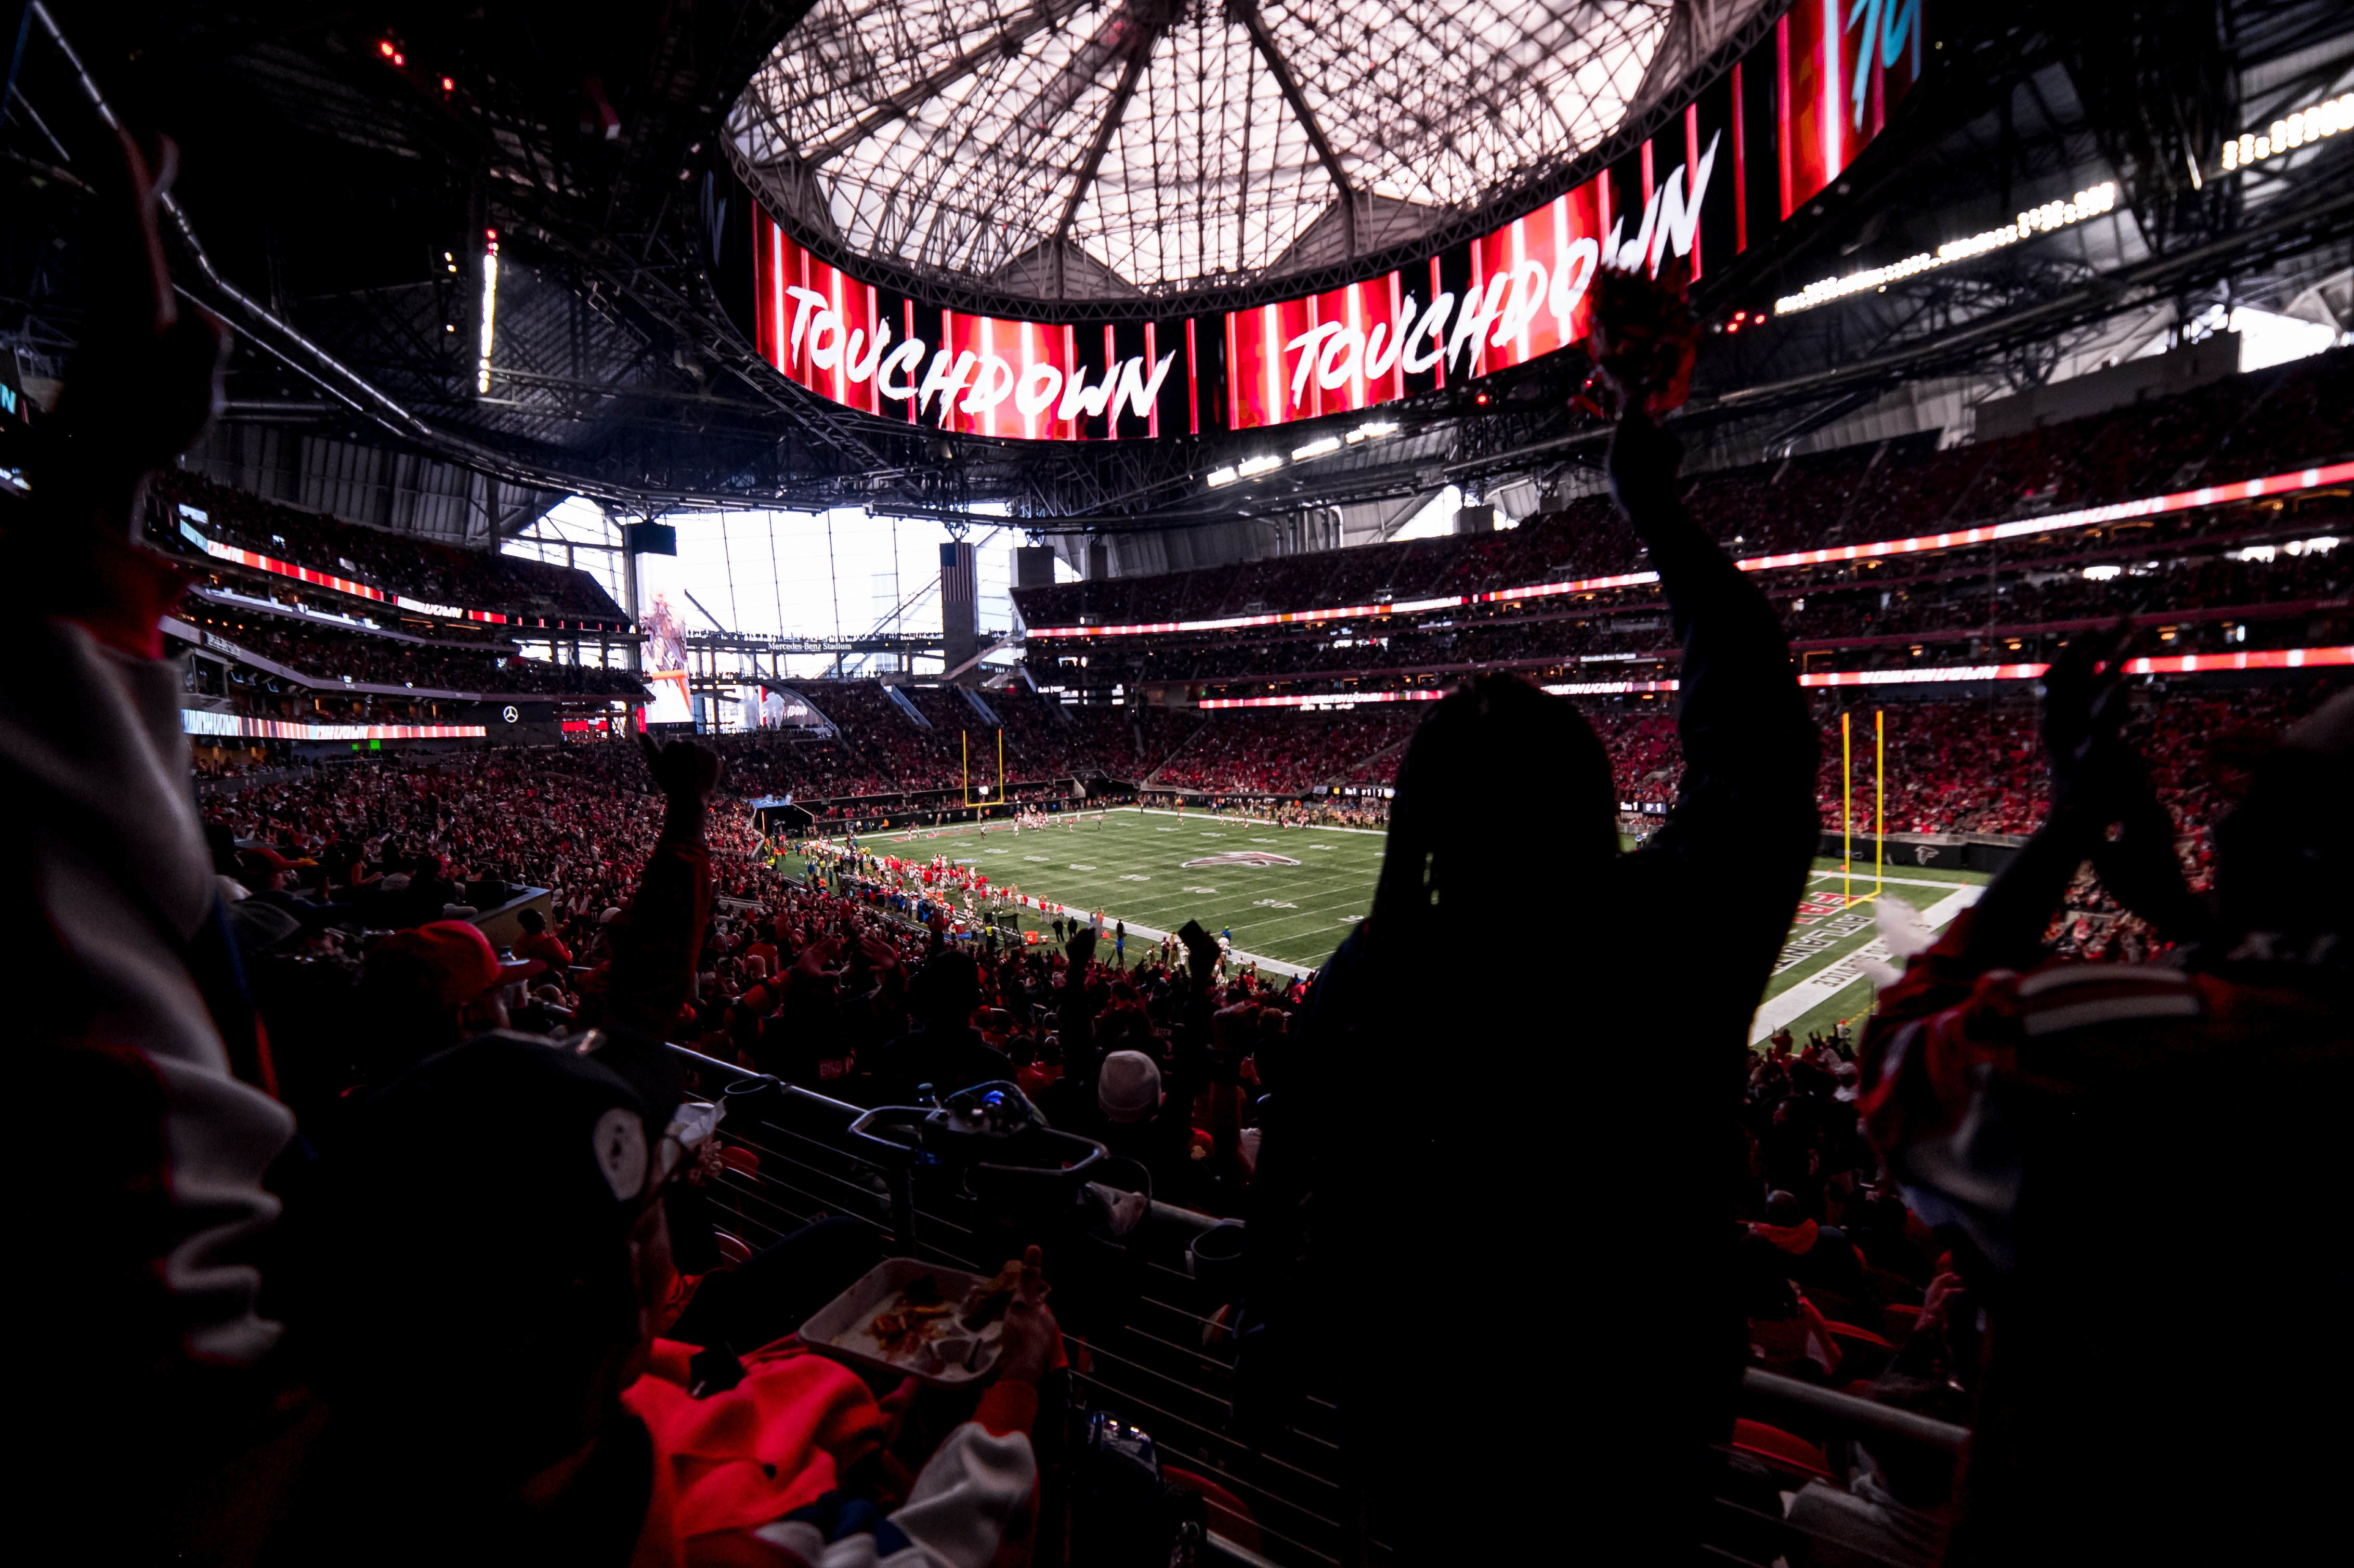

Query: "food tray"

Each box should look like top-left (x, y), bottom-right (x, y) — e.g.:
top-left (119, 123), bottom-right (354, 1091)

top-left (798, 1258), bottom-right (1008, 1388)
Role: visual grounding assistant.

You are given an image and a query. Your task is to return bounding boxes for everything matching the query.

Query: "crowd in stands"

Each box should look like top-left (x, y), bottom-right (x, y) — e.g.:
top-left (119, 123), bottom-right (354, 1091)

top-left (710, 683), bottom-right (1197, 803)
top-left (1775, 543), bottom-right (2346, 644)
top-left (191, 749), bottom-right (286, 780)
top-left (1016, 347), bottom-right (2354, 638)
top-left (169, 603), bottom-right (647, 696)
top-left (1065, 530), bottom-right (2348, 694)
top-left (320, 669), bottom-right (2328, 867)
top-left (105, 556), bottom-right (2354, 1565)
top-left (1147, 708), bottom-right (1418, 794)
top-left (152, 467), bottom-right (631, 623)
top-left (33, 153), bottom-right (2354, 1567)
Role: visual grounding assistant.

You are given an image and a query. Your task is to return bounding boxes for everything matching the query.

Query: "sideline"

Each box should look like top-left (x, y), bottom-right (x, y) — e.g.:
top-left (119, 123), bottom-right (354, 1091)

top-left (1748, 884), bottom-right (1982, 1044)
top-left (1035, 914), bottom-right (1316, 983)
top-left (793, 823), bottom-right (1319, 981)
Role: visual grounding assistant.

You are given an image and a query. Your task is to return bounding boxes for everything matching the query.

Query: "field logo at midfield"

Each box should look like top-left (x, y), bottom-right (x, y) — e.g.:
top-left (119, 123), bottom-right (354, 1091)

top-left (1182, 850), bottom-right (1301, 869)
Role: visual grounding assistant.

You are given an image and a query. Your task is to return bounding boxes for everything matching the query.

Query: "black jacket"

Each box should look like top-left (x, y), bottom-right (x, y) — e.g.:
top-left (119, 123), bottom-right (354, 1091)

top-left (1244, 456), bottom-right (1819, 1559)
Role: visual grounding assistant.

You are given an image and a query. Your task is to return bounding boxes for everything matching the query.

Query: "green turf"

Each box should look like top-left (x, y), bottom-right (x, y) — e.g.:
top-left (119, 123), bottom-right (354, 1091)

top-left (1751, 858), bottom-right (1992, 1046)
top-left (790, 807), bottom-right (1385, 973)
top-left (786, 810), bottom-right (1993, 1036)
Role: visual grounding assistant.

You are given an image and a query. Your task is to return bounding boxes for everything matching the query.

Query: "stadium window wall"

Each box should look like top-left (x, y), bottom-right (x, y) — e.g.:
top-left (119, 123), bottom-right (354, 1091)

top-left (500, 496), bottom-right (625, 609)
top-left (621, 507), bottom-right (1025, 683)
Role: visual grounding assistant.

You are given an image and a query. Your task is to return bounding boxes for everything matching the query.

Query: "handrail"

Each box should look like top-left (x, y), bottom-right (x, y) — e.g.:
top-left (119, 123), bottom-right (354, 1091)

top-left (665, 1041), bottom-right (770, 1086)
top-left (1740, 1368), bottom-right (1971, 1455)
top-left (670, 1049), bottom-right (1976, 1567)
top-left (668, 1043), bottom-right (1241, 1234)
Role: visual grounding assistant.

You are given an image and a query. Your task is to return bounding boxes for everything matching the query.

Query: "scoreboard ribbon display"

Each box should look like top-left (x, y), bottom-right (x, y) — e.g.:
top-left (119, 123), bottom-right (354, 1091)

top-left (746, 0), bottom-right (1927, 442)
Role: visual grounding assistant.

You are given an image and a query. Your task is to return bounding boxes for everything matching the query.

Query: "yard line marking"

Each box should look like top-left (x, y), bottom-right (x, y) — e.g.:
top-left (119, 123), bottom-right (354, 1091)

top-left (1749, 884), bottom-right (1982, 1044)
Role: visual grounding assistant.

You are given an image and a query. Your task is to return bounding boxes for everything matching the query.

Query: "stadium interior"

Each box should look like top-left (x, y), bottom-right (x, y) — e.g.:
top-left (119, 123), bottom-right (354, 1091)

top-left (8, 1), bottom-right (2354, 1563)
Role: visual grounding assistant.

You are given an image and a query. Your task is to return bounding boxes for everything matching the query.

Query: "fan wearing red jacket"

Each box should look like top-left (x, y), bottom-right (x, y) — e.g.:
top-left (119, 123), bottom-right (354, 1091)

top-left (284, 1034), bottom-right (1059, 1567)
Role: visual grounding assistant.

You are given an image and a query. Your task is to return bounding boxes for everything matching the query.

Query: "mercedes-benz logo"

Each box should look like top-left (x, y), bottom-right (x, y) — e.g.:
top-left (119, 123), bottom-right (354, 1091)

top-left (501, 705), bottom-right (520, 724)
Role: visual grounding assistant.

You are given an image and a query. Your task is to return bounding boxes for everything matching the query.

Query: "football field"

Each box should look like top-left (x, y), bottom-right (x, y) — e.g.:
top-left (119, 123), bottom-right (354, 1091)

top-left (791, 806), bottom-right (1989, 1046)
top-left (795, 807), bottom-right (1388, 973)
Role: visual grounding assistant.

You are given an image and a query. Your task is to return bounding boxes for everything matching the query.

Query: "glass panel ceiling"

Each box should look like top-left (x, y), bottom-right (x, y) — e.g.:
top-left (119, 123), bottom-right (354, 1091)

top-left (732, 0), bottom-right (1677, 296)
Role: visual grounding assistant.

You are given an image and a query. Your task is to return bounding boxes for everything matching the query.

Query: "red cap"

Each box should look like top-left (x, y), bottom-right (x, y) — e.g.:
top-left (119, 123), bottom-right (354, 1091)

top-left (372, 920), bottom-right (545, 1008)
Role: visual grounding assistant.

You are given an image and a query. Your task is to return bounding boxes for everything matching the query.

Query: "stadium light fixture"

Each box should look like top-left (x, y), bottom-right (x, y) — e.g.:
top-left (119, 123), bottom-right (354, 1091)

top-left (1236, 454), bottom-right (1284, 478)
top-left (1291, 436), bottom-right (1341, 461)
top-left (1206, 466), bottom-right (1239, 487)
top-left (1345, 420), bottom-right (1400, 444)
top-left (2223, 93), bottom-right (2353, 170)
top-left (476, 229), bottom-right (500, 396)
top-left (1772, 182), bottom-right (2117, 316)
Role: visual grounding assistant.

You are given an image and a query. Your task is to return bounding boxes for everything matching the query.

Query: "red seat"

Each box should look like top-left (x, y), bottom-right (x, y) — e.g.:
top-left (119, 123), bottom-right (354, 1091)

top-left (1731, 1418), bottom-right (1833, 1479)
top-left (718, 1145), bottom-right (761, 1175)
top-left (712, 1230), bottom-right (754, 1265)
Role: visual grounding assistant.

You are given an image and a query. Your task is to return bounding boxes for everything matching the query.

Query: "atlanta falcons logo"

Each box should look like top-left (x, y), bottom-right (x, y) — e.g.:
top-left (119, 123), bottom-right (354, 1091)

top-left (1182, 851), bottom-right (1301, 869)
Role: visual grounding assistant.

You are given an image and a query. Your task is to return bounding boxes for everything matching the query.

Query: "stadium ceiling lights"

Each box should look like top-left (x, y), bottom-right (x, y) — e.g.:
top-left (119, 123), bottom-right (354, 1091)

top-left (730, 0), bottom-right (1672, 294)
top-left (1771, 182), bottom-right (2117, 317)
top-left (1211, 417), bottom-right (1394, 483)
top-left (2222, 93), bottom-right (2354, 171)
